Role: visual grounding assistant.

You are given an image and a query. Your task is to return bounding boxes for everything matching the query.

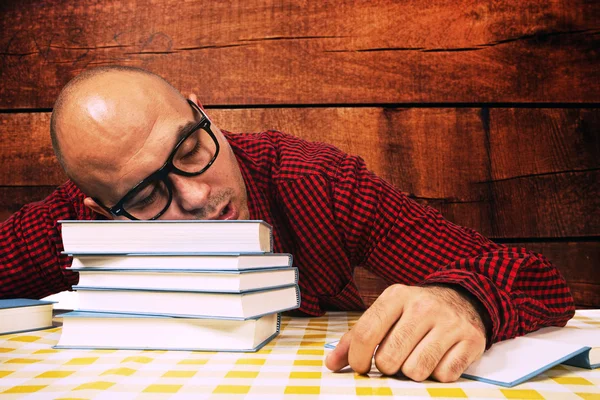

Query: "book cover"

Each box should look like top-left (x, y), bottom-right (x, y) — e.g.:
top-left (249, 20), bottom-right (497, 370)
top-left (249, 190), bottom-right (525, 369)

top-left (0, 299), bottom-right (54, 309)
top-left (526, 324), bottom-right (599, 369)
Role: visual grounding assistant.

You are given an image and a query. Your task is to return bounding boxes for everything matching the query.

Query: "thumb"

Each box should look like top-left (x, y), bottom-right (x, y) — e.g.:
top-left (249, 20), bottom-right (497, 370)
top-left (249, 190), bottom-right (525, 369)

top-left (325, 330), bottom-right (352, 372)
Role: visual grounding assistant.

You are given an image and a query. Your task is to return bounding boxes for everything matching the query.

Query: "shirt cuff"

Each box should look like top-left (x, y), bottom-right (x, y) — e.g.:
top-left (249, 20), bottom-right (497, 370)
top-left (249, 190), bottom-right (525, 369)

top-left (419, 269), bottom-right (516, 348)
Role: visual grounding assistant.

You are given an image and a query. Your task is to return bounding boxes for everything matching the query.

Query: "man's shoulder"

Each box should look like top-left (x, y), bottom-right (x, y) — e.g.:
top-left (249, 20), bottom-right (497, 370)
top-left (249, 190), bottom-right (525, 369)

top-left (17, 180), bottom-right (93, 221)
top-left (224, 130), bottom-right (348, 180)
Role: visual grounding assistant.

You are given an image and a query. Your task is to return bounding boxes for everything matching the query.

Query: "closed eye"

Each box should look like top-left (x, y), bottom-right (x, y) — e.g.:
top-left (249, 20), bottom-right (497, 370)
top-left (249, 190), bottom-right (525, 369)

top-left (129, 185), bottom-right (161, 209)
top-left (182, 139), bottom-right (202, 159)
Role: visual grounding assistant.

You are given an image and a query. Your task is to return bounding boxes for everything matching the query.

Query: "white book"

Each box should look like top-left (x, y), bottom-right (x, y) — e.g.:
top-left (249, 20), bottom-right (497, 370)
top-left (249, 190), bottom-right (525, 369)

top-left (461, 336), bottom-right (589, 386)
top-left (73, 268), bottom-right (298, 292)
top-left (73, 285), bottom-right (300, 319)
top-left (0, 299), bottom-right (54, 335)
top-left (56, 311), bottom-right (280, 352)
top-left (326, 337), bottom-right (588, 387)
top-left (68, 253), bottom-right (292, 271)
top-left (326, 310), bottom-right (600, 387)
top-left (526, 324), bottom-right (599, 369)
top-left (60, 220), bottom-right (272, 253)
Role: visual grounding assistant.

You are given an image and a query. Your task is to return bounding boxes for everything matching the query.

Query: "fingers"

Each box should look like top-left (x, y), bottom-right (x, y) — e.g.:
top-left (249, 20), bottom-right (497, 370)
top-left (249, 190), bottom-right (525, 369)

top-left (373, 308), bottom-right (435, 375)
top-left (347, 285), bottom-right (407, 374)
top-left (431, 340), bottom-right (485, 383)
top-left (325, 284), bottom-right (487, 383)
top-left (398, 327), bottom-right (461, 381)
top-left (325, 330), bottom-right (352, 372)
top-left (373, 287), bottom-right (486, 381)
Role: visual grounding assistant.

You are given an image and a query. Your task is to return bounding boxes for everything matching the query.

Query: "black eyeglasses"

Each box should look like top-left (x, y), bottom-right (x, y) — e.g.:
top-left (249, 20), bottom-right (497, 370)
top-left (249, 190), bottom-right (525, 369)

top-left (93, 100), bottom-right (220, 220)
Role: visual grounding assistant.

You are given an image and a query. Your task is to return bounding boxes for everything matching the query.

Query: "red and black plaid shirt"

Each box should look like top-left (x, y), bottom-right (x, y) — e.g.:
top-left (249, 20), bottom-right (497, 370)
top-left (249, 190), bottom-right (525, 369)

top-left (0, 131), bottom-right (574, 344)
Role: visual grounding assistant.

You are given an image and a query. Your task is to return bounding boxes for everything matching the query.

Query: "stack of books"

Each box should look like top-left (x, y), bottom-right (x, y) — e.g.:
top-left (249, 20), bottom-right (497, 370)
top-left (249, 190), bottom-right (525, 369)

top-left (55, 220), bottom-right (300, 352)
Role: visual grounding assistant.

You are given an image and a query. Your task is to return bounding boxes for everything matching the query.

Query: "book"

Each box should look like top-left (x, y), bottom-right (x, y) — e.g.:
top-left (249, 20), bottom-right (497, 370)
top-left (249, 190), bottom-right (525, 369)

top-left (325, 311), bottom-right (600, 387)
top-left (72, 267), bottom-right (298, 292)
top-left (0, 299), bottom-right (54, 335)
top-left (59, 220), bottom-right (272, 253)
top-left (526, 325), bottom-right (599, 369)
top-left (73, 285), bottom-right (300, 319)
top-left (68, 253), bottom-right (292, 271)
top-left (460, 336), bottom-right (589, 387)
top-left (55, 311), bottom-right (280, 352)
top-left (325, 337), bottom-right (589, 388)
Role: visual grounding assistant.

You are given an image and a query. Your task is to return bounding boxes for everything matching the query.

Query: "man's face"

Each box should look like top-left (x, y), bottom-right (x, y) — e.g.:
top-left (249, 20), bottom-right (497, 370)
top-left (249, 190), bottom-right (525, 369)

top-left (108, 103), bottom-right (250, 221)
top-left (58, 72), bottom-right (249, 221)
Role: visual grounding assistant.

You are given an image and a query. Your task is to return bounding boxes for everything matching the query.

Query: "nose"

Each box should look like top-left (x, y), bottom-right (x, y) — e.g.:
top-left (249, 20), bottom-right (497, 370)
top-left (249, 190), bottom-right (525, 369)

top-left (169, 173), bottom-right (211, 214)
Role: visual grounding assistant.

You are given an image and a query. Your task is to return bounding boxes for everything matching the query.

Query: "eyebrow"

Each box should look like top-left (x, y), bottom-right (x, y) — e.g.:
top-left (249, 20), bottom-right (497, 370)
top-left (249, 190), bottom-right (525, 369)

top-left (115, 119), bottom-right (199, 201)
top-left (173, 120), bottom-right (200, 146)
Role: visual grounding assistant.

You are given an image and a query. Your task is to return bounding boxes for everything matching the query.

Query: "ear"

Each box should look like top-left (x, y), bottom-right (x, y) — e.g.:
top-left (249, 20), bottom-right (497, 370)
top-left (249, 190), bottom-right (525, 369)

top-left (83, 197), bottom-right (114, 220)
top-left (188, 93), bottom-right (206, 111)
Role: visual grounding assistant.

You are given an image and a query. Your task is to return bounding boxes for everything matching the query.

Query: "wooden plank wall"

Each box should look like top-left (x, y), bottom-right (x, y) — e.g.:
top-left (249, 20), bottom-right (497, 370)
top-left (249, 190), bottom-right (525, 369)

top-left (1, 1), bottom-right (599, 307)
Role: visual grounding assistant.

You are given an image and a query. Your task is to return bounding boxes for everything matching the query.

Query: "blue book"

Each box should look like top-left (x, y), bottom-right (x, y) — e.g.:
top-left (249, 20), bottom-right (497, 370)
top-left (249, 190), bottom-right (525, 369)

top-left (72, 284), bottom-right (301, 319)
top-left (0, 299), bottom-right (55, 335)
top-left (55, 311), bottom-right (280, 352)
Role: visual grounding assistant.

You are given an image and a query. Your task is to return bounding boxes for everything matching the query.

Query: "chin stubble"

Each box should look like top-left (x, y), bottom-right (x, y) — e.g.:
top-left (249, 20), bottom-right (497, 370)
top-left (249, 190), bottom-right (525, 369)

top-left (192, 188), bottom-right (235, 220)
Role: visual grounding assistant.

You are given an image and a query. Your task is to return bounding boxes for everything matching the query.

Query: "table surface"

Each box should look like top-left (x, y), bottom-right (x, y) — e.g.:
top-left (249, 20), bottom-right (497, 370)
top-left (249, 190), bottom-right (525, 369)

top-left (1, 311), bottom-right (599, 400)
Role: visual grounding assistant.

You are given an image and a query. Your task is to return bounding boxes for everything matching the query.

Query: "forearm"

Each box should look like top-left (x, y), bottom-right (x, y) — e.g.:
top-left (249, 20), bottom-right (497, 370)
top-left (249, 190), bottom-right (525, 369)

top-left (363, 198), bottom-right (575, 342)
top-left (332, 154), bottom-right (574, 343)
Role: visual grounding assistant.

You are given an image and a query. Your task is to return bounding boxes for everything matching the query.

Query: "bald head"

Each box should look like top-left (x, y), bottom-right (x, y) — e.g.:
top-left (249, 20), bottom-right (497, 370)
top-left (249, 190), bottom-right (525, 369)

top-left (50, 66), bottom-right (250, 222)
top-left (50, 66), bottom-right (190, 198)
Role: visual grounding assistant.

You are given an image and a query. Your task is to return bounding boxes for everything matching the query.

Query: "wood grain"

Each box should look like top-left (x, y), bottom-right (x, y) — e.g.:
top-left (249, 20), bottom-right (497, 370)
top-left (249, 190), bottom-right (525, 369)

top-left (2, 107), bottom-right (597, 237)
top-left (1, 0), bottom-right (598, 108)
top-left (355, 241), bottom-right (600, 308)
top-left (0, 186), bottom-right (58, 222)
top-left (0, 113), bottom-right (67, 186)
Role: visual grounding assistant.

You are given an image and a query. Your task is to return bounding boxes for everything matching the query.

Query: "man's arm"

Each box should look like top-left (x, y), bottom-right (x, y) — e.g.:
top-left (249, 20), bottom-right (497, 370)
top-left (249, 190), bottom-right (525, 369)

top-left (0, 184), bottom-right (81, 299)
top-left (325, 154), bottom-right (575, 380)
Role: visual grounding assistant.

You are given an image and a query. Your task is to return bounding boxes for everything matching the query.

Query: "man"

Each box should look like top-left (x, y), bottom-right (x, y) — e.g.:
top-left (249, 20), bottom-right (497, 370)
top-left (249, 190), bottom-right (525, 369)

top-left (0, 66), bottom-right (574, 382)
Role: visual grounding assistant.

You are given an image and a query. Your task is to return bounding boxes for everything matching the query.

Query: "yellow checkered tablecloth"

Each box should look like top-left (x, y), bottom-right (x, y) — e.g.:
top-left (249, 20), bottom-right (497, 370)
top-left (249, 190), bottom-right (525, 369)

top-left (1, 311), bottom-right (599, 400)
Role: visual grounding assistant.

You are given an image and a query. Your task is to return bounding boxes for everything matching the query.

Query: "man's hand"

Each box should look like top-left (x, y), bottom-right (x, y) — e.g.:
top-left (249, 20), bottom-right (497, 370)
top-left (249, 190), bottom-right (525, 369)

top-left (325, 284), bottom-right (487, 382)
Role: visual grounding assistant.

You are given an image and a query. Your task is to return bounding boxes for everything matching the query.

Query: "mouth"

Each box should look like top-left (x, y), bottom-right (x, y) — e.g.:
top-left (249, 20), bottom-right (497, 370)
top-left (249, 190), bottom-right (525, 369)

top-left (214, 201), bottom-right (238, 220)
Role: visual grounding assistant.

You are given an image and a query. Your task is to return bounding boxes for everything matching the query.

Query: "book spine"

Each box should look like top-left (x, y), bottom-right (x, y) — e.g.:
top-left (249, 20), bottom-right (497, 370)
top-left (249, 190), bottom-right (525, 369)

top-left (276, 313), bottom-right (281, 334)
top-left (293, 268), bottom-right (299, 284)
top-left (287, 253), bottom-right (293, 267)
top-left (295, 284), bottom-right (301, 309)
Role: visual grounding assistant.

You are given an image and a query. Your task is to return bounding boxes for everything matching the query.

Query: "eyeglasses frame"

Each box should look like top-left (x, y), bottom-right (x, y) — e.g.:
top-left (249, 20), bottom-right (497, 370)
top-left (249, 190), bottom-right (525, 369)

top-left (92, 99), bottom-right (220, 220)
